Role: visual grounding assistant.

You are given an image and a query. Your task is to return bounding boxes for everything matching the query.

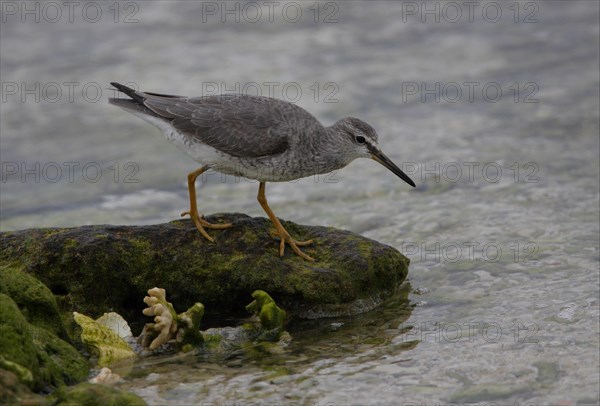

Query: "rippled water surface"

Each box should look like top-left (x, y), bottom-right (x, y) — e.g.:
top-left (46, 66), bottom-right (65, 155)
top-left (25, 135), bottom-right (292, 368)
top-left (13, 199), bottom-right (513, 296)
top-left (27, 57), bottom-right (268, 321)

top-left (1, 1), bottom-right (599, 404)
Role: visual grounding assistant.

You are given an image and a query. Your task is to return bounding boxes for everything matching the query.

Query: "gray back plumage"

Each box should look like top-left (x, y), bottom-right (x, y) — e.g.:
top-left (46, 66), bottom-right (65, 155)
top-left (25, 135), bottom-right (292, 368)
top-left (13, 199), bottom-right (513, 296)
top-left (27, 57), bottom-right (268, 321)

top-left (110, 83), bottom-right (325, 158)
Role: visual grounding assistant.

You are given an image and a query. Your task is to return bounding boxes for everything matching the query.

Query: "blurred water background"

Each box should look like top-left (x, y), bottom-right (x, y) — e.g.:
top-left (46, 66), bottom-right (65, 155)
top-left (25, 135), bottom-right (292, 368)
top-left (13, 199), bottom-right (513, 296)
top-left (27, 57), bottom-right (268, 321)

top-left (1, 1), bottom-right (599, 404)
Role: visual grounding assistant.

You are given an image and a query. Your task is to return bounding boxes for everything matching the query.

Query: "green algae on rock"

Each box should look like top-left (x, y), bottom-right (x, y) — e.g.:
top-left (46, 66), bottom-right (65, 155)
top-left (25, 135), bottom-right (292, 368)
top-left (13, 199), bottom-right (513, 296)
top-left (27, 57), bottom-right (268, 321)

top-left (0, 294), bottom-right (88, 392)
top-left (203, 290), bottom-right (290, 353)
top-left (51, 382), bottom-right (147, 406)
top-left (73, 312), bottom-right (136, 367)
top-left (0, 264), bottom-right (69, 340)
top-left (0, 213), bottom-right (410, 326)
top-left (176, 302), bottom-right (205, 353)
top-left (245, 290), bottom-right (286, 340)
top-left (0, 268), bottom-right (91, 400)
top-left (0, 355), bottom-right (34, 389)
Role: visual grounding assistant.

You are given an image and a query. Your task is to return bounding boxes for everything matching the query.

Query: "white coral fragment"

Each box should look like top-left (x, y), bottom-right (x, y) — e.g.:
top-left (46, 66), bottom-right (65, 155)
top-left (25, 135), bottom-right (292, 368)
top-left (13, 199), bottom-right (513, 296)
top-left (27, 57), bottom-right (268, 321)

top-left (89, 367), bottom-right (122, 384)
top-left (141, 287), bottom-right (178, 350)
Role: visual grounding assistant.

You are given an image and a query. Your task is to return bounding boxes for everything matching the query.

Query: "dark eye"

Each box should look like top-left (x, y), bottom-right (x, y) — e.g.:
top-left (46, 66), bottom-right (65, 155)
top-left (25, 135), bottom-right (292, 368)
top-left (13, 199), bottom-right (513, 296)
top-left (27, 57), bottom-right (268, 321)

top-left (355, 136), bottom-right (366, 144)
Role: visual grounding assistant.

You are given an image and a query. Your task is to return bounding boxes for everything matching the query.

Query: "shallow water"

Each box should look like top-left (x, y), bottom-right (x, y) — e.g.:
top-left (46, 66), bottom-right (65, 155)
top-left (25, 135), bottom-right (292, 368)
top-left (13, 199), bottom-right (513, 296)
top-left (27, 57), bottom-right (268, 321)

top-left (1, 1), bottom-right (599, 404)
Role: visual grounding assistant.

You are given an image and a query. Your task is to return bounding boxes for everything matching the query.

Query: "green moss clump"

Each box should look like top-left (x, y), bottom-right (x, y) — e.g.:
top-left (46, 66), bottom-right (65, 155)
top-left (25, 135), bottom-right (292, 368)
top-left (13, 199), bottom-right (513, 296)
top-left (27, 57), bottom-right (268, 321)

top-left (0, 264), bottom-right (68, 340)
top-left (244, 290), bottom-right (286, 342)
top-left (246, 290), bottom-right (286, 331)
top-left (0, 296), bottom-right (37, 387)
top-left (202, 333), bottom-right (223, 351)
top-left (176, 303), bottom-right (205, 352)
top-left (52, 382), bottom-right (147, 406)
top-left (0, 355), bottom-right (34, 387)
top-left (0, 294), bottom-right (88, 391)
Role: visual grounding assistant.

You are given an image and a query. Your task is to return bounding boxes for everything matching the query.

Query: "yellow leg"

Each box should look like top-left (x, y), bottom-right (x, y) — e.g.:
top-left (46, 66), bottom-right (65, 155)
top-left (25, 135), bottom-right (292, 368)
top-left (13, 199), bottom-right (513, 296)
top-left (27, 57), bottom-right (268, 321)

top-left (257, 182), bottom-right (314, 261)
top-left (181, 166), bottom-right (232, 242)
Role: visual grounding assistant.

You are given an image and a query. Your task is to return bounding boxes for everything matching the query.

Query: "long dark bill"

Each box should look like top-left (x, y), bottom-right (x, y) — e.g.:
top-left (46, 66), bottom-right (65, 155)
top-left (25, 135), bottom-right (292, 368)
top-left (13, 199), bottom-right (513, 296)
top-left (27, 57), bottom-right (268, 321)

top-left (370, 149), bottom-right (416, 187)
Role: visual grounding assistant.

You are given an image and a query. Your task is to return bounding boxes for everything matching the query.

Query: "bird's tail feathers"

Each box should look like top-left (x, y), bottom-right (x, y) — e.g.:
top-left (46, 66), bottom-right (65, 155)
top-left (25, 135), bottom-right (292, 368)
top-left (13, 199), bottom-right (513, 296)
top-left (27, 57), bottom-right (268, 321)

top-left (110, 82), bottom-right (145, 104)
top-left (108, 97), bottom-right (161, 118)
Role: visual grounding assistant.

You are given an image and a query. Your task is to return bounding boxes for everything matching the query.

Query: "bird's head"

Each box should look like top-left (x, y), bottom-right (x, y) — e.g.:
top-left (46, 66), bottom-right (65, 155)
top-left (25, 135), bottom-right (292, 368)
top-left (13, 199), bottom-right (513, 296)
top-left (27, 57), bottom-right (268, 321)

top-left (332, 117), bottom-right (416, 187)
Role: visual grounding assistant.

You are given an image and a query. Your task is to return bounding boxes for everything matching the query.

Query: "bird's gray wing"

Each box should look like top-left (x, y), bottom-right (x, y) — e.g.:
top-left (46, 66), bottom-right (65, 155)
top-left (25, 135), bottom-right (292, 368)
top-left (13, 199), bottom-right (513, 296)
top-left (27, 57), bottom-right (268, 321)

top-left (142, 94), bottom-right (292, 158)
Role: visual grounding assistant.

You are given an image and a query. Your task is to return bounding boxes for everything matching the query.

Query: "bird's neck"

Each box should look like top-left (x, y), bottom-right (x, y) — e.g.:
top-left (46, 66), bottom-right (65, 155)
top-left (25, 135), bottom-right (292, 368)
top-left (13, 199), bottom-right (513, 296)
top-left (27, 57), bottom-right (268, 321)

top-left (301, 125), bottom-right (352, 170)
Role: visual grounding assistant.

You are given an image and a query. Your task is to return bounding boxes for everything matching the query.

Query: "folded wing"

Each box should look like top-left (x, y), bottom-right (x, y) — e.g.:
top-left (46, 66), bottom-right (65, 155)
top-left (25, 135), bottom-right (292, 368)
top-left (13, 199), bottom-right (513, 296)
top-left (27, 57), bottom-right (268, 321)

top-left (143, 94), bottom-right (291, 158)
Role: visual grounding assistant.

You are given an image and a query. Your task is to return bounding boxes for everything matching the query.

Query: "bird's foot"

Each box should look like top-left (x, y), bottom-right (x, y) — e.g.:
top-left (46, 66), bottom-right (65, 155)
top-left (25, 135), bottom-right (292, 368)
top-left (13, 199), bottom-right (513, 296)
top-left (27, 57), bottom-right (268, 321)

top-left (181, 210), bottom-right (232, 242)
top-left (276, 231), bottom-right (314, 261)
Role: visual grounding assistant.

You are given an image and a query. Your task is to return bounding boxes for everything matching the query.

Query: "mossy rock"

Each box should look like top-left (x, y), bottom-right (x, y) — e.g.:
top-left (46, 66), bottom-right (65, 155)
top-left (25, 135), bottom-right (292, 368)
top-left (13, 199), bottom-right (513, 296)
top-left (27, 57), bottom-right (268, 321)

top-left (52, 382), bottom-right (146, 405)
top-left (0, 214), bottom-right (409, 330)
top-left (0, 263), bottom-right (68, 340)
top-left (246, 290), bottom-right (286, 332)
top-left (0, 294), bottom-right (89, 392)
